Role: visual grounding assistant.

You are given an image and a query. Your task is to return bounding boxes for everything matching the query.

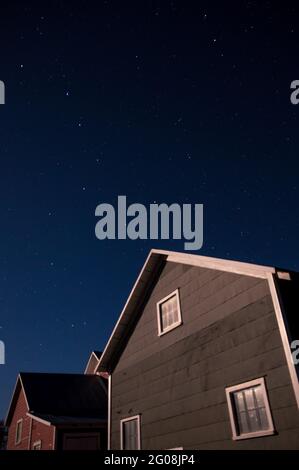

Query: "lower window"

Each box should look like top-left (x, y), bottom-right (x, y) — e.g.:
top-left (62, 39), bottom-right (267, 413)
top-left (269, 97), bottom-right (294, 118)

top-left (226, 377), bottom-right (275, 440)
top-left (32, 440), bottom-right (42, 450)
top-left (120, 415), bottom-right (141, 450)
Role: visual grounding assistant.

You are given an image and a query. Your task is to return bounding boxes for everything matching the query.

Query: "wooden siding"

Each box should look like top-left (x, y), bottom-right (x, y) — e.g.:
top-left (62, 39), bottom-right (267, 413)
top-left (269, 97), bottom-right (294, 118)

top-left (111, 262), bottom-right (299, 449)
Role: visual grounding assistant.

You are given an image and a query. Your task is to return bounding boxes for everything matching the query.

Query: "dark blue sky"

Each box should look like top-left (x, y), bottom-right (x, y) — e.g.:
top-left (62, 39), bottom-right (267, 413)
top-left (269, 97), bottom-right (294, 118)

top-left (1, 1), bottom-right (299, 418)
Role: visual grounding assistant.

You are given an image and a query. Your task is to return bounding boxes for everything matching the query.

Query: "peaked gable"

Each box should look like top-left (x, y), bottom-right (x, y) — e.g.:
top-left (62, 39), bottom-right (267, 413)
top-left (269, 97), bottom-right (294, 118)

top-left (5, 375), bottom-right (29, 426)
top-left (96, 249), bottom-right (284, 374)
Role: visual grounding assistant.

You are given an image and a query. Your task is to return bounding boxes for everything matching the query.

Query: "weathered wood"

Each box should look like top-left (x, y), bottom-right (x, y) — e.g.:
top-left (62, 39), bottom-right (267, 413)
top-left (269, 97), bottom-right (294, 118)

top-left (111, 262), bottom-right (299, 449)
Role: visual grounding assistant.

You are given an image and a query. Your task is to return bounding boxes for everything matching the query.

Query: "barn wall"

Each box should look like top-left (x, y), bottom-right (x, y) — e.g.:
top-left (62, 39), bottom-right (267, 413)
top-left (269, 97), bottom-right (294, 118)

top-left (7, 386), bottom-right (55, 450)
top-left (30, 419), bottom-right (55, 450)
top-left (111, 261), bottom-right (299, 449)
top-left (7, 388), bottom-right (31, 450)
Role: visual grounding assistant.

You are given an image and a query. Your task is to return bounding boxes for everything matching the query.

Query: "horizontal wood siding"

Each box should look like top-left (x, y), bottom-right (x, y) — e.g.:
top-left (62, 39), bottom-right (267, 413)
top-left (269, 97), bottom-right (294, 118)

top-left (111, 262), bottom-right (299, 449)
top-left (114, 264), bottom-right (266, 372)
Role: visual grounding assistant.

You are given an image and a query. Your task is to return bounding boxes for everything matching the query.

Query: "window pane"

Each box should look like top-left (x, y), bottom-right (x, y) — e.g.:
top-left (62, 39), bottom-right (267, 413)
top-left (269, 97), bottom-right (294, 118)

top-left (161, 308), bottom-right (168, 330)
top-left (123, 419), bottom-right (138, 450)
top-left (238, 410), bottom-right (249, 434)
top-left (233, 384), bottom-right (271, 436)
top-left (244, 388), bottom-right (255, 410)
top-left (234, 391), bottom-right (245, 412)
top-left (248, 409), bottom-right (260, 432)
top-left (168, 301), bottom-right (174, 325)
top-left (170, 296), bottom-right (178, 323)
top-left (160, 295), bottom-right (179, 332)
top-left (253, 385), bottom-right (264, 407)
top-left (258, 407), bottom-right (269, 429)
top-left (161, 303), bottom-right (169, 329)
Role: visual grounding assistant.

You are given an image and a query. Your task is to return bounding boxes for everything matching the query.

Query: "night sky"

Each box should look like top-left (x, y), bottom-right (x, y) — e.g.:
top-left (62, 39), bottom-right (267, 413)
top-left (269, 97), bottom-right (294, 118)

top-left (1, 1), bottom-right (299, 418)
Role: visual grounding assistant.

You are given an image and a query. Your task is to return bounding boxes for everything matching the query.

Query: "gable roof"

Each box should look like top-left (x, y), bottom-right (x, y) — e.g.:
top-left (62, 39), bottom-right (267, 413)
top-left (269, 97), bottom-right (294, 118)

top-left (93, 350), bottom-right (102, 359)
top-left (6, 372), bottom-right (107, 426)
top-left (84, 350), bottom-right (102, 375)
top-left (96, 249), bottom-right (288, 373)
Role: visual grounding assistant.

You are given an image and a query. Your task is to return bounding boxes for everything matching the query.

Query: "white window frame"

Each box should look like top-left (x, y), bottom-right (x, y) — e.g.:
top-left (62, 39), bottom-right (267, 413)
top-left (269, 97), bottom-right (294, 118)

top-left (226, 377), bottom-right (275, 440)
top-left (120, 415), bottom-right (141, 450)
top-left (15, 418), bottom-right (23, 445)
top-left (32, 440), bottom-right (42, 450)
top-left (157, 289), bottom-right (182, 336)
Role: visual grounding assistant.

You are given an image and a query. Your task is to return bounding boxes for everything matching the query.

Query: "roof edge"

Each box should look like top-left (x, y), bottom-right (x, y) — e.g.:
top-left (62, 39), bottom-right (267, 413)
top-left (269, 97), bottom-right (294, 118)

top-left (5, 374), bottom-right (30, 426)
top-left (96, 249), bottom-right (279, 373)
top-left (84, 351), bottom-right (102, 375)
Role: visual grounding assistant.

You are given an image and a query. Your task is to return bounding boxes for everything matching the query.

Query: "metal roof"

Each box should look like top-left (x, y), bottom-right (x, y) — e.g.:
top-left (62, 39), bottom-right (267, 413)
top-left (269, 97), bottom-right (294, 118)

top-left (6, 372), bottom-right (107, 426)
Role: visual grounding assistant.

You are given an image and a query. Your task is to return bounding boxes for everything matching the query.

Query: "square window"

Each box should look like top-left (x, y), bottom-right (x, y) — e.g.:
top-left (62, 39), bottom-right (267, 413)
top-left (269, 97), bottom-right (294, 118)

top-left (120, 415), bottom-right (141, 450)
top-left (157, 290), bottom-right (182, 336)
top-left (226, 378), bottom-right (275, 440)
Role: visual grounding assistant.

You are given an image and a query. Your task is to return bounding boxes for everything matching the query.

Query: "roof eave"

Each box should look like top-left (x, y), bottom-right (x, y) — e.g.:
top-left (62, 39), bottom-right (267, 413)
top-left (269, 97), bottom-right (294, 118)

top-left (5, 374), bottom-right (30, 426)
top-left (96, 249), bottom-right (278, 374)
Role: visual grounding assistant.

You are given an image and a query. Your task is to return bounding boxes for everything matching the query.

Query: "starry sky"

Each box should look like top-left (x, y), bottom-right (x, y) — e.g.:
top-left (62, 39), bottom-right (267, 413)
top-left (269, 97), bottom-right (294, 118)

top-left (1, 1), bottom-right (299, 418)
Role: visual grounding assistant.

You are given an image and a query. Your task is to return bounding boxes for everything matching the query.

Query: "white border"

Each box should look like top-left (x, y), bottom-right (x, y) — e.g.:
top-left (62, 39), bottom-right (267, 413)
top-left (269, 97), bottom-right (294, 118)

top-left (156, 289), bottom-right (182, 336)
top-left (225, 377), bottom-right (275, 440)
top-left (120, 415), bottom-right (141, 450)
